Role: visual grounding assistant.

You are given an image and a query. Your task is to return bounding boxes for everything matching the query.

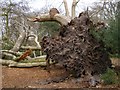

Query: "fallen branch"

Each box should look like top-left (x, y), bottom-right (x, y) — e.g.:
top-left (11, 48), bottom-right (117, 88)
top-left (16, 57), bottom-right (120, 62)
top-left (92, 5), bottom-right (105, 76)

top-left (27, 34), bottom-right (41, 49)
top-left (1, 50), bottom-right (22, 56)
top-left (0, 59), bottom-right (17, 65)
top-left (0, 59), bottom-right (49, 67)
top-left (2, 52), bottom-right (16, 60)
top-left (21, 55), bottom-right (46, 63)
top-left (15, 49), bottom-right (32, 62)
top-left (1, 50), bottom-right (31, 60)
top-left (21, 46), bottom-right (41, 50)
top-left (11, 30), bottom-right (26, 52)
top-left (29, 55), bottom-right (46, 60)
top-left (9, 62), bottom-right (47, 67)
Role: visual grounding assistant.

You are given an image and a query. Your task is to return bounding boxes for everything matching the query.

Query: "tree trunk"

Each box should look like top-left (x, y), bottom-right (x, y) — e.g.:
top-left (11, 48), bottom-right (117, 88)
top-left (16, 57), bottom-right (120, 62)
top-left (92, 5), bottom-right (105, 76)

top-left (63, 0), bottom-right (70, 17)
top-left (71, 0), bottom-right (80, 19)
top-left (0, 59), bottom-right (48, 67)
top-left (11, 30), bottom-right (26, 52)
top-left (28, 13), bottom-right (71, 25)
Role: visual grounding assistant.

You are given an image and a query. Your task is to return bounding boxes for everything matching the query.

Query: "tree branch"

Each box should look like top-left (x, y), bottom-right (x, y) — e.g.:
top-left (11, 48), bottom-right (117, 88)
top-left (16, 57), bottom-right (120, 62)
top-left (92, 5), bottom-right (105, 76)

top-left (2, 52), bottom-right (16, 60)
top-left (29, 55), bottom-right (46, 60)
top-left (10, 30), bottom-right (26, 52)
top-left (71, 0), bottom-right (80, 19)
top-left (27, 34), bottom-right (41, 49)
top-left (28, 13), bottom-right (71, 25)
top-left (27, 34), bottom-right (42, 56)
top-left (1, 50), bottom-right (31, 60)
top-left (1, 50), bottom-right (22, 56)
top-left (21, 46), bottom-right (41, 50)
top-left (0, 59), bottom-right (47, 67)
top-left (63, 0), bottom-right (70, 17)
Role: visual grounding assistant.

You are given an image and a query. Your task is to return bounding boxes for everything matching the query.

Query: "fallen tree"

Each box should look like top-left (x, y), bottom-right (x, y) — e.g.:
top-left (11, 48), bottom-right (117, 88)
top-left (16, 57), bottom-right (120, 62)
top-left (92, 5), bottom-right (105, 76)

top-left (27, 0), bottom-right (112, 80)
top-left (40, 11), bottom-right (112, 78)
top-left (1, 49), bottom-right (47, 67)
top-left (1, 0), bottom-right (114, 87)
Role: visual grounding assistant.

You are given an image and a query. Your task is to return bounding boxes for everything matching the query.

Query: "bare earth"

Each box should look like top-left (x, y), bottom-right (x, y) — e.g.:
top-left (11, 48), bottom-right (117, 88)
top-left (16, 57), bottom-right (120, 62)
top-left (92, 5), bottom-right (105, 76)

top-left (2, 62), bottom-right (120, 89)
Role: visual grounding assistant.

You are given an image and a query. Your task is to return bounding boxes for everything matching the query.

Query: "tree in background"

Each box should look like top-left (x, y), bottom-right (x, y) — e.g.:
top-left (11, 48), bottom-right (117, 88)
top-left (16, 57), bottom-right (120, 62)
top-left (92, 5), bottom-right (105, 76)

top-left (89, 1), bottom-right (119, 57)
top-left (103, 1), bottom-right (120, 57)
top-left (1, 0), bottom-right (30, 49)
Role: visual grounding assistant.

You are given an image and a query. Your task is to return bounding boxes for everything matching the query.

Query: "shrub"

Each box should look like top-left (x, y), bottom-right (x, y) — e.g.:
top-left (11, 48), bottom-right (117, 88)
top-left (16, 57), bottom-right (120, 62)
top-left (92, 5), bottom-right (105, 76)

top-left (100, 68), bottom-right (118, 85)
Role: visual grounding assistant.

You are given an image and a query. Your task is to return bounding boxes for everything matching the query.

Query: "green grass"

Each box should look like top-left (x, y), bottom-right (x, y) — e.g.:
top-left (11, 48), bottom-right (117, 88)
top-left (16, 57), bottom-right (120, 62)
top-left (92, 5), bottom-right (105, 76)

top-left (100, 68), bottom-right (119, 85)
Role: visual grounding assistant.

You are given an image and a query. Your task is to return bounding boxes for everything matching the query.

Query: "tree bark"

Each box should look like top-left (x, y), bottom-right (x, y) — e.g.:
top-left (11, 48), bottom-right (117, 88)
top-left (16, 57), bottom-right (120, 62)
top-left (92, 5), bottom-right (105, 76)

top-left (29, 55), bottom-right (46, 60)
top-left (71, 0), bottom-right (80, 19)
top-left (1, 50), bottom-right (22, 56)
top-left (2, 52), bottom-right (16, 60)
top-left (9, 62), bottom-right (47, 67)
top-left (11, 30), bottom-right (26, 52)
top-left (20, 46), bottom-right (41, 50)
top-left (63, 0), bottom-right (70, 17)
top-left (28, 13), bottom-right (71, 25)
top-left (0, 59), bottom-right (47, 67)
top-left (27, 34), bottom-right (42, 55)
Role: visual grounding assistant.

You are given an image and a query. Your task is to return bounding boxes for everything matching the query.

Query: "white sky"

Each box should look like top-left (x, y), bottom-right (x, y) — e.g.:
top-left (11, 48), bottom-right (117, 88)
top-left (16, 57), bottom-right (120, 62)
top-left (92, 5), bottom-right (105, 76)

top-left (27, 0), bottom-right (103, 16)
top-left (29, 0), bottom-right (100, 11)
top-left (1, 0), bottom-right (118, 14)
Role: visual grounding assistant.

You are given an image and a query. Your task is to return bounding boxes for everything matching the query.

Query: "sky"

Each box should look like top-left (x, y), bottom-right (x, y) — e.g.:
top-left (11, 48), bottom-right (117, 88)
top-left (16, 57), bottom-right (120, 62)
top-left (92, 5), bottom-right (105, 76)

top-left (1, 0), bottom-right (119, 15)
top-left (27, 0), bottom-right (104, 16)
top-left (1, 0), bottom-right (102, 12)
top-left (1, 0), bottom-right (119, 13)
top-left (28, 0), bottom-right (100, 12)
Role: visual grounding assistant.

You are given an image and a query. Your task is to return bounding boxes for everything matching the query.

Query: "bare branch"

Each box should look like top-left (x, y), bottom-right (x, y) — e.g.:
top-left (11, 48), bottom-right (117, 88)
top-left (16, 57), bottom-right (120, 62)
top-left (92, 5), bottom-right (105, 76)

top-left (29, 55), bottom-right (46, 60)
top-left (28, 8), bottom-right (71, 25)
top-left (21, 46), bottom-right (41, 50)
top-left (9, 62), bottom-right (47, 67)
top-left (0, 59), bottom-right (17, 65)
top-left (27, 34), bottom-right (41, 49)
top-left (28, 14), bottom-right (71, 25)
top-left (1, 50), bottom-right (31, 60)
top-left (1, 50), bottom-right (22, 56)
top-left (27, 33), bottom-right (42, 56)
top-left (2, 52), bottom-right (16, 59)
top-left (10, 28), bottom-right (26, 52)
top-left (15, 49), bottom-right (32, 62)
top-left (63, 0), bottom-right (70, 17)
top-left (71, 0), bottom-right (80, 19)
top-left (0, 59), bottom-right (48, 67)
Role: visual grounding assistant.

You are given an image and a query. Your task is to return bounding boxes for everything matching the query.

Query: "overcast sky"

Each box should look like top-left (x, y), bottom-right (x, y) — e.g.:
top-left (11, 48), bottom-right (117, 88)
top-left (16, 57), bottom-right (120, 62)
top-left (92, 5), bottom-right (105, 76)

top-left (28, 0), bottom-right (100, 12)
top-left (27, 0), bottom-right (104, 16)
top-left (2, 0), bottom-right (118, 12)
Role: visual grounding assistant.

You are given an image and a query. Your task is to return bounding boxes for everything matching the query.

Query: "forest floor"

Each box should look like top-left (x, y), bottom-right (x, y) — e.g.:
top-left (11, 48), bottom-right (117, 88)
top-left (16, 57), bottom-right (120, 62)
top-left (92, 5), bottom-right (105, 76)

top-left (2, 58), bottom-right (120, 89)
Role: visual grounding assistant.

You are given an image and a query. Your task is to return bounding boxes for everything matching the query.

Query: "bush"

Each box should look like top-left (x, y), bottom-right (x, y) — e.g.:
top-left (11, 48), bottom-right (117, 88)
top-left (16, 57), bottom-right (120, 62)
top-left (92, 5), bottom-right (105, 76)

top-left (100, 68), bottom-right (118, 85)
top-left (90, 15), bottom-right (120, 57)
top-left (2, 36), bottom-right (14, 50)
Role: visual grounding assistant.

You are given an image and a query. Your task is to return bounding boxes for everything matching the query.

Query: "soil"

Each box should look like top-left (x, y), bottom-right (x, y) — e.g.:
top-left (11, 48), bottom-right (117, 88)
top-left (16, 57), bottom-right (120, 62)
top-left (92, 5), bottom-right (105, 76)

top-left (2, 62), bottom-right (120, 89)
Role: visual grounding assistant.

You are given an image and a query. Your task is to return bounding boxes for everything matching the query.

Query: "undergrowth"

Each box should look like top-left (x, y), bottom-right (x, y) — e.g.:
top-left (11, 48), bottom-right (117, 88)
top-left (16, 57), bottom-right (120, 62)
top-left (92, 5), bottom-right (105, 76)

top-left (100, 68), bottom-right (119, 85)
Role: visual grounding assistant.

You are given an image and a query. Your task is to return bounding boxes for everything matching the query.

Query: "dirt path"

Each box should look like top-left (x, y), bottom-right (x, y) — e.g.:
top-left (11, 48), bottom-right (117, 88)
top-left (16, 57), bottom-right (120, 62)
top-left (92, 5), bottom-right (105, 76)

top-left (2, 65), bottom-right (120, 89)
top-left (2, 65), bottom-right (84, 88)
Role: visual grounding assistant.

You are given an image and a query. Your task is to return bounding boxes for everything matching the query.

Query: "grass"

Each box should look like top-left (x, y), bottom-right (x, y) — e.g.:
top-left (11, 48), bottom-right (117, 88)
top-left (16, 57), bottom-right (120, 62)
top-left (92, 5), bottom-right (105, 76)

top-left (100, 68), bottom-right (119, 85)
